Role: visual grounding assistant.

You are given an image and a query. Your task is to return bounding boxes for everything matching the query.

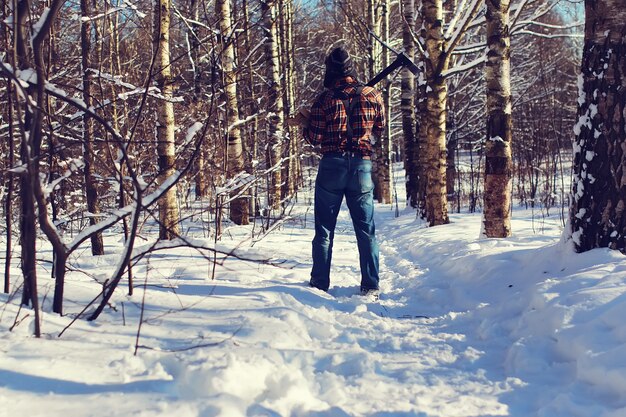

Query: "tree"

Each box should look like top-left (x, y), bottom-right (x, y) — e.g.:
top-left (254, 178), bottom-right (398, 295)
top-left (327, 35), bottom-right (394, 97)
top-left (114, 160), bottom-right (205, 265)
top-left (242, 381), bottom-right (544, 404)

top-left (81, 0), bottom-right (105, 254)
top-left (217, 0), bottom-right (249, 225)
top-left (421, 0), bottom-right (450, 226)
top-left (401, 0), bottom-right (418, 208)
top-left (376, 0), bottom-right (392, 204)
top-left (262, 0), bottom-right (285, 210)
top-left (569, 0), bottom-right (626, 252)
top-left (482, 0), bottom-right (513, 237)
top-left (154, 0), bottom-right (181, 239)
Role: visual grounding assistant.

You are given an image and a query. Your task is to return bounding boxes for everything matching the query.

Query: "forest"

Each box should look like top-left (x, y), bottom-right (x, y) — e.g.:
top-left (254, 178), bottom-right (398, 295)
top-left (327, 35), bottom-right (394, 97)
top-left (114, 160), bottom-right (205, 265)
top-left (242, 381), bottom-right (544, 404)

top-left (1, 0), bottom-right (590, 329)
top-left (3, 0), bottom-right (626, 414)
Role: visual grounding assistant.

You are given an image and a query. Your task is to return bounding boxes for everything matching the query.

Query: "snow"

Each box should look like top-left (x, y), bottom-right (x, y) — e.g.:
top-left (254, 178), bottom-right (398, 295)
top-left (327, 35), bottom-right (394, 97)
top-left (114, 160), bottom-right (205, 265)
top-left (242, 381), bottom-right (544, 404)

top-left (182, 122), bottom-right (204, 148)
top-left (17, 68), bottom-right (37, 85)
top-left (2, 165), bottom-right (626, 417)
top-left (32, 7), bottom-right (51, 39)
top-left (577, 73), bottom-right (585, 107)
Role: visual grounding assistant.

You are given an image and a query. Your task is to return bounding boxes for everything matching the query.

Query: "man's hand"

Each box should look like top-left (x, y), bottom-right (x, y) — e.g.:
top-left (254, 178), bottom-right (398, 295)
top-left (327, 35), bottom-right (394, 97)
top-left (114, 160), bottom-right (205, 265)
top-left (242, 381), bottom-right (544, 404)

top-left (286, 108), bottom-right (311, 128)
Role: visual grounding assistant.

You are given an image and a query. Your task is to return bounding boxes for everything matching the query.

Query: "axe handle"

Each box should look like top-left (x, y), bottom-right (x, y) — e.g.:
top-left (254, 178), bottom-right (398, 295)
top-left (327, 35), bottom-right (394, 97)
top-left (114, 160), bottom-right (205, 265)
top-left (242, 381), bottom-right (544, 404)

top-left (366, 56), bottom-right (404, 87)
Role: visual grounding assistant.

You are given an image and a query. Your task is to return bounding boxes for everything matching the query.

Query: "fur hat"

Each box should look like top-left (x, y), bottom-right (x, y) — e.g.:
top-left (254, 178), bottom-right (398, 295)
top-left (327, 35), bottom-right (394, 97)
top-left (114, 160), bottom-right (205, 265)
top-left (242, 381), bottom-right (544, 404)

top-left (323, 47), bottom-right (357, 88)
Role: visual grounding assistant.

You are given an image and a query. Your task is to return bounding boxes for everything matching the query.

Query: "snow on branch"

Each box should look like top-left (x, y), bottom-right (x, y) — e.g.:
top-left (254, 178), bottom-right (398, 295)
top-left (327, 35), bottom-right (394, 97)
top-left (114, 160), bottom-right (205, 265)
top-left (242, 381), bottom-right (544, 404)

top-left (516, 20), bottom-right (584, 30)
top-left (453, 42), bottom-right (486, 55)
top-left (443, 54), bottom-right (487, 78)
top-left (445, 0), bottom-right (483, 55)
top-left (79, 7), bottom-right (126, 23)
top-left (68, 171), bottom-right (182, 252)
top-left (88, 69), bottom-right (183, 103)
top-left (228, 112), bottom-right (265, 133)
top-left (513, 30), bottom-right (584, 39)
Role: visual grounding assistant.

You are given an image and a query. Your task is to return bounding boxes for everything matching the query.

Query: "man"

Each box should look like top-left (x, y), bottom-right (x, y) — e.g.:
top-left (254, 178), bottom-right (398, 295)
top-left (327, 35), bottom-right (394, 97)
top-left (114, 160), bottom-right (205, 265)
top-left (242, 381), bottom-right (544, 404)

top-left (296, 47), bottom-right (385, 297)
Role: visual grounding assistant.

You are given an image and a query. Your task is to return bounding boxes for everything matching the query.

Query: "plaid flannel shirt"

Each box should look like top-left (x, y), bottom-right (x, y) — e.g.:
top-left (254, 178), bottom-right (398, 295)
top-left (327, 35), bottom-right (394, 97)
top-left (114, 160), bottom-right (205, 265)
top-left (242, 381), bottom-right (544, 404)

top-left (305, 77), bottom-right (385, 157)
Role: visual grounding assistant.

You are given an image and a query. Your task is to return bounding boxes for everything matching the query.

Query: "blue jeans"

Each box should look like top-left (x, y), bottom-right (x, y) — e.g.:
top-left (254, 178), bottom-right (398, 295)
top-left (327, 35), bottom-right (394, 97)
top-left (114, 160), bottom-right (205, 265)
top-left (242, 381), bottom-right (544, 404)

top-left (310, 153), bottom-right (380, 291)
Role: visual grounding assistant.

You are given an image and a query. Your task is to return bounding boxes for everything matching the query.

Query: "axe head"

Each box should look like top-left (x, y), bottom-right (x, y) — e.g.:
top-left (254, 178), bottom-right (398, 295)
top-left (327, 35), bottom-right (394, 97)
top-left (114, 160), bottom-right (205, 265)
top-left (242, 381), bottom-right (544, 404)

top-left (366, 51), bottom-right (421, 87)
top-left (398, 52), bottom-right (419, 75)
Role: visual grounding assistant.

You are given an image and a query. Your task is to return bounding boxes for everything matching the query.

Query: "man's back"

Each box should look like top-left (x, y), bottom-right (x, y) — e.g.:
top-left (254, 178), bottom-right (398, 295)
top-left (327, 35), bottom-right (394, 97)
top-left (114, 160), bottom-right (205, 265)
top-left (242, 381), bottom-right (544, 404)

top-left (307, 76), bottom-right (385, 157)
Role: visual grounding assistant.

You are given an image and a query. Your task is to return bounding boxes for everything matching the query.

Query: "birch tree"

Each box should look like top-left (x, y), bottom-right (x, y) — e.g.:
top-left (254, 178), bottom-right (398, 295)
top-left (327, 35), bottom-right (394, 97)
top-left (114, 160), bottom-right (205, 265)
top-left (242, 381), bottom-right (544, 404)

top-left (421, 0), bottom-right (452, 226)
top-left (401, 0), bottom-right (419, 208)
top-left (569, 0), bottom-right (626, 252)
top-left (154, 0), bottom-right (180, 239)
top-left (262, 0), bottom-right (284, 210)
top-left (217, 0), bottom-right (249, 225)
top-left (279, 0), bottom-right (299, 200)
top-left (482, 0), bottom-right (513, 237)
top-left (376, 0), bottom-right (392, 204)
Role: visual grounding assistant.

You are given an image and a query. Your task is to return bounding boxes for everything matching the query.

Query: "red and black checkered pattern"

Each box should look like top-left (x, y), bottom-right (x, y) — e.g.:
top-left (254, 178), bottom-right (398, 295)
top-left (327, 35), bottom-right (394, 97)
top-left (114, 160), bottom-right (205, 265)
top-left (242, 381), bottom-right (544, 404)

top-left (305, 77), bottom-right (385, 157)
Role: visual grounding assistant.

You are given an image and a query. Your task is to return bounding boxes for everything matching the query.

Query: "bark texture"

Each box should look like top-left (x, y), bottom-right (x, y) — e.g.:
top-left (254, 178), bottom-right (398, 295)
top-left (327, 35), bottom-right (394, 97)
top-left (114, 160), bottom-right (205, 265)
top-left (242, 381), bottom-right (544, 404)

top-left (570, 0), bottom-right (626, 252)
top-left (280, 0), bottom-right (299, 200)
top-left (401, 0), bottom-right (418, 208)
top-left (154, 0), bottom-right (180, 239)
top-left (422, 0), bottom-right (450, 226)
top-left (262, 0), bottom-right (284, 209)
top-left (376, 0), bottom-right (392, 204)
top-left (483, 0), bottom-right (513, 237)
top-left (81, 0), bottom-right (105, 254)
top-left (217, 0), bottom-right (249, 225)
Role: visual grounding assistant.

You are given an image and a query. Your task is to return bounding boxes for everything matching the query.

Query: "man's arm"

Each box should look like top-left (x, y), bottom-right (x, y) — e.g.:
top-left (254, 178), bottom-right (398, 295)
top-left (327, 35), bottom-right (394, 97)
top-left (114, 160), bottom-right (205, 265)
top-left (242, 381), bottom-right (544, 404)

top-left (371, 89), bottom-right (386, 138)
top-left (304, 98), bottom-right (327, 145)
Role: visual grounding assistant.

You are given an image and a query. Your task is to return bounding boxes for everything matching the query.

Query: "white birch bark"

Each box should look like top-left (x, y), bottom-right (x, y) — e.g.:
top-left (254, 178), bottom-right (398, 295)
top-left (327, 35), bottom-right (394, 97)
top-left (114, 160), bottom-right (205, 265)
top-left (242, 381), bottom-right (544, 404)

top-left (262, 0), bottom-right (284, 210)
top-left (154, 0), bottom-right (180, 239)
top-left (401, 0), bottom-right (419, 208)
top-left (217, 0), bottom-right (249, 225)
top-left (422, 0), bottom-right (450, 226)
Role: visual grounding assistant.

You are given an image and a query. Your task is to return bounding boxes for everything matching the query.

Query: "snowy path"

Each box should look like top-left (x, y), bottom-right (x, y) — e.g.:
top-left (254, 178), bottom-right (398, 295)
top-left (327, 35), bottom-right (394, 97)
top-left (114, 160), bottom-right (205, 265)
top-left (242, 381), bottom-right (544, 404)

top-left (2, 184), bottom-right (626, 416)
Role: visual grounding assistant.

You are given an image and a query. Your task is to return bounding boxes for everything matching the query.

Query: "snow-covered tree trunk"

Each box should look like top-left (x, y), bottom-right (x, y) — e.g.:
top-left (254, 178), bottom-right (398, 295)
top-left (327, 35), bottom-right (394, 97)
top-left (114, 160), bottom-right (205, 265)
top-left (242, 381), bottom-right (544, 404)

top-left (280, 0), bottom-right (298, 200)
top-left (569, 0), bottom-right (626, 252)
top-left (81, 0), bottom-right (105, 255)
top-left (154, 0), bottom-right (180, 239)
top-left (401, 0), bottom-right (418, 208)
top-left (422, 0), bottom-right (450, 226)
top-left (376, 0), bottom-right (392, 204)
top-left (217, 0), bottom-right (249, 225)
top-left (482, 0), bottom-right (513, 238)
top-left (262, 0), bottom-right (284, 210)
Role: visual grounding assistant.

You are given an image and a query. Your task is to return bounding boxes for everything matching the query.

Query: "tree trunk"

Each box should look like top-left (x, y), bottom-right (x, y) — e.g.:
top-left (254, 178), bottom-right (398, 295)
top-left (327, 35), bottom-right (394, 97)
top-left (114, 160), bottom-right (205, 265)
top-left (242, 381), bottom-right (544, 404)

top-left (280, 0), bottom-right (298, 200)
top-left (154, 0), bottom-right (180, 239)
top-left (401, 0), bottom-right (418, 208)
top-left (242, 0), bottom-right (258, 216)
top-left (569, 0), bottom-right (626, 252)
top-left (3, 3), bottom-right (15, 293)
top-left (191, 0), bottom-right (209, 200)
top-left (483, 0), bottom-right (513, 238)
top-left (261, 0), bottom-right (284, 210)
top-left (416, 64), bottom-right (428, 219)
top-left (14, 0), bottom-right (41, 336)
top-left (422, 0), bottom-right (450, 226)
top-left (376, 0), bottom-right (392, 204)
top-left (217, 0), bottom-right (249, 225)
top-left (81, 0), bottom-right (105, 255)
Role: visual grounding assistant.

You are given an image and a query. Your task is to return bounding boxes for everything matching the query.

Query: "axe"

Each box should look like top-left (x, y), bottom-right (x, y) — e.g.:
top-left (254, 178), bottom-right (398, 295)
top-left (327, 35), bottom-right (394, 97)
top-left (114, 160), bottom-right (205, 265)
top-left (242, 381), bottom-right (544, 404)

top-left (367, 52), bottom-right (419, 87)
top-left (363, 19), bottom-right (420, 87)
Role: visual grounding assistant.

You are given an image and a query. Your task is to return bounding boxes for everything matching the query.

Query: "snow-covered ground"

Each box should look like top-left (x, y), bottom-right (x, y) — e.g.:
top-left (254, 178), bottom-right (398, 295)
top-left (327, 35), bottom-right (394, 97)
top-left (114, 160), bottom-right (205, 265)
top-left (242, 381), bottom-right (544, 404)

top-left (2, 167), bottom-right (626, 417)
